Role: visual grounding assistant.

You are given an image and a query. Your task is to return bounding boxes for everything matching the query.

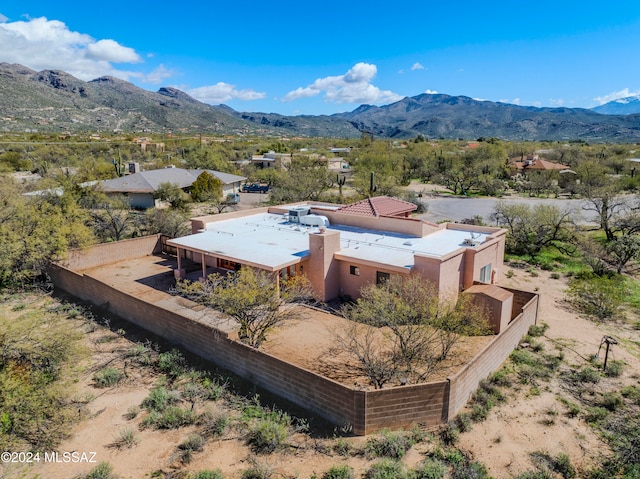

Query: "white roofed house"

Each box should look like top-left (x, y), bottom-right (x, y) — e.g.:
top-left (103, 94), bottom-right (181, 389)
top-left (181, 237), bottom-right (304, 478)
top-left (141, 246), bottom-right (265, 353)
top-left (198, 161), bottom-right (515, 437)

top-left (168, 197), bottom-right (521, 334)
top-left (96, 168), bottom-right (246, 209)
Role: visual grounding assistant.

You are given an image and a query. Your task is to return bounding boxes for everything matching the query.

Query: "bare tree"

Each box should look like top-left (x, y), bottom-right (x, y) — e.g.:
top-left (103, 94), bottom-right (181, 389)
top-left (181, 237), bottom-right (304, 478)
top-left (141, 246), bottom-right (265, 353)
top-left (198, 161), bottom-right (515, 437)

top-left (338, 276), bottom-right (490, 387)
top-left (175, 268), bottom-right (313, 348)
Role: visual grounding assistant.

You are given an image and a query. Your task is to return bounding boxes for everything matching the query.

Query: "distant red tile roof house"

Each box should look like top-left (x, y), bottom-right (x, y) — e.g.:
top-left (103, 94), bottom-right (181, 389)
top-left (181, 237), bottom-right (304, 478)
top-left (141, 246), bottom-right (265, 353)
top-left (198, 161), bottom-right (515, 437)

top-left (509, 154), bottom-right (569, 171)
top-left (337, 196), bottom-right (417, 217)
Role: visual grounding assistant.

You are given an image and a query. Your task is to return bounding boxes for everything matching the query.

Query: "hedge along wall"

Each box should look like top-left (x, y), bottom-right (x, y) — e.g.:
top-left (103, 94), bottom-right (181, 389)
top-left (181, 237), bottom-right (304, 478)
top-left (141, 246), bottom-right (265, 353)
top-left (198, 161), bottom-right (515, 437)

top-left (447, 289), bottom-right (539, 417)
top-left (50, 237), bottom-right (538, 435)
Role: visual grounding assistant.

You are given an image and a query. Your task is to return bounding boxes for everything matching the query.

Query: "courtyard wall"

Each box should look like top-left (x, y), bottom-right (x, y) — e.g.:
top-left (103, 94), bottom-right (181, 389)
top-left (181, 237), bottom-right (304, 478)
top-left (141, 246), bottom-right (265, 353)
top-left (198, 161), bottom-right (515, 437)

top-left (49, 237), bottom-right (538, 435)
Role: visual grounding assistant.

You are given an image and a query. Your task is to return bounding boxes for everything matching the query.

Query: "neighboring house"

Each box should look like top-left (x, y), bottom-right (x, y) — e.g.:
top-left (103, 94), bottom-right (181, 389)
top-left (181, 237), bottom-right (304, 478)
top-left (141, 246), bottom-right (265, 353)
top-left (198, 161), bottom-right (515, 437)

top-left (335, 196), bottom-right (417, 218)
top-left (249, 151), bottom-right (292, 169)
top-left (327, 157), bottom-right (350, 171)
top-left (168, 199), bottom-right (513, 332)
top-left (509, 154), bottom-right (569, 173)
top-left (97, 167), bottom-right (246, 208)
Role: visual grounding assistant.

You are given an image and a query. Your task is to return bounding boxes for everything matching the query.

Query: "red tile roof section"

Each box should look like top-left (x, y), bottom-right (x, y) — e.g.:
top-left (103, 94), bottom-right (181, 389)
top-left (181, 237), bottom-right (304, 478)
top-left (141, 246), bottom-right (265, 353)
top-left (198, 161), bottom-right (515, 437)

top-left (337, 196), bottom-right (417, 217)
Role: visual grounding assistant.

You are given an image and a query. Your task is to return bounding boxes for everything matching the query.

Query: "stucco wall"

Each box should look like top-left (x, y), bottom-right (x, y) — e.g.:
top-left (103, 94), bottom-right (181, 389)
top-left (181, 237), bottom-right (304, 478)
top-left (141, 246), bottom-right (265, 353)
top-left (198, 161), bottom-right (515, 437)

top-left (447, 290), bottom-right (538, 417)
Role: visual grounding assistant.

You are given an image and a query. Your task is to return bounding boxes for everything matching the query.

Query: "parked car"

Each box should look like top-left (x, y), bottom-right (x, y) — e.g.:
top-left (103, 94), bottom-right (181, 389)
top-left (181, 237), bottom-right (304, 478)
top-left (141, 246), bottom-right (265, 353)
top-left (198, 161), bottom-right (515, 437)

top-left (241, 183), bottom-right (270, 193)
top-left (225, 193), bottom-right (240, 204)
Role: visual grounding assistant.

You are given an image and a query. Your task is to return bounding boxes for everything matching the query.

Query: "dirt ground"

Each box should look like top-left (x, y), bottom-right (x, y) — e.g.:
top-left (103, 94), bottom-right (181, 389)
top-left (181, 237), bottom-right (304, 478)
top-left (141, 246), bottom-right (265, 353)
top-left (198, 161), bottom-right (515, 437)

top-left (9, 264), bottom-right (640, 479)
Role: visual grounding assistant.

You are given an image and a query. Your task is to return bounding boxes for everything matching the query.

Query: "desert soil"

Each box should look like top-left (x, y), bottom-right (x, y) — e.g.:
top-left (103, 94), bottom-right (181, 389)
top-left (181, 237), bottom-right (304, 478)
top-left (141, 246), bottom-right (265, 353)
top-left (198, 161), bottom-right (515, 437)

top-left (7, 266), bottom-right (640, 479)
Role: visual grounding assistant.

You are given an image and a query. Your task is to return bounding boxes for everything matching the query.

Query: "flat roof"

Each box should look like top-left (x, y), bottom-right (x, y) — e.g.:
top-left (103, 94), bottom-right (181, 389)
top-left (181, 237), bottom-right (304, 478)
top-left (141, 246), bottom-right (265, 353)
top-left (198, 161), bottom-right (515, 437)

top-left (168, 212), bottom-right (491, 271)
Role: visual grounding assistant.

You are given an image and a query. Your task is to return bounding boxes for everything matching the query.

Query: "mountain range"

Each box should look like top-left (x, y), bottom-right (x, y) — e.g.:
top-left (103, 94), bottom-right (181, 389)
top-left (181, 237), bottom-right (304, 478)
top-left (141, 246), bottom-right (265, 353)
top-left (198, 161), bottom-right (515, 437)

top-left (1, 62), bottom-right (640, 142)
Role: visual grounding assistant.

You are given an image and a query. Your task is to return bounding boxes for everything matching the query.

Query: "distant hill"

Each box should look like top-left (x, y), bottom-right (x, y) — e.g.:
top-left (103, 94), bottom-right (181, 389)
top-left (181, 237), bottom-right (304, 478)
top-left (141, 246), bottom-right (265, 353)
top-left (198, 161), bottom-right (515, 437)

top-left (0, 63), bottom-right (269, 135)
top-left (2, 63), bottom-right (640, 141)
top-left (332, 93), bottom-right (640, 141)
top-left (592, 95), bottom-right (640, 115)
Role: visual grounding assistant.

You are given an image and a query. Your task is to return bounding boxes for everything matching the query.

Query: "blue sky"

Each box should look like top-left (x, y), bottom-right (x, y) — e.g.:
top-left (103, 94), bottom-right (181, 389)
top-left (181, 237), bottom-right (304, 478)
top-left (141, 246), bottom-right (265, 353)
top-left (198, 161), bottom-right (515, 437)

top-left (1, 1), bottom-right (640, 115)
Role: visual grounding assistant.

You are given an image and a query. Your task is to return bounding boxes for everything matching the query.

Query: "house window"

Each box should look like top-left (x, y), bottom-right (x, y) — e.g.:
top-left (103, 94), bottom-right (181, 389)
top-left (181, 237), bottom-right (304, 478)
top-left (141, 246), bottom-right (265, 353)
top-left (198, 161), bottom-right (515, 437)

top-left (376, 271), bottom-right (390, 285)
top-left (480, 263), bottom-right (492, 283)
top-left (350, 265), bottom-right (360, 276)
top-left (217, 258), bottom-right (240, 271)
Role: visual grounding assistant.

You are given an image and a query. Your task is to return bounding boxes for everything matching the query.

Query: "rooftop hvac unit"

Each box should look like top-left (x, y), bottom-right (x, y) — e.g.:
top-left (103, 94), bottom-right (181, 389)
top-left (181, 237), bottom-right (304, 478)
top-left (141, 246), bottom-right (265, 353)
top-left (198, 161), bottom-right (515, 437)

top-left (288, 206), bottom-right (311, 223)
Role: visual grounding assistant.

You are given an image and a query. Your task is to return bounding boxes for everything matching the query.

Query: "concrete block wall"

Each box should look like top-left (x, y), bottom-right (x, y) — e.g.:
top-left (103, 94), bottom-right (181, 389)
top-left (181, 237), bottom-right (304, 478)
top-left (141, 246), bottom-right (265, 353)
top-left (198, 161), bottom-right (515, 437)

top-left (49, 242), bottom-right (540, 436)
top-left (49, 263), bottom-right (363, 431)
top-left (62, 235), bottom-right (162, 270)
top-left (364, 381), bottom-right (449, 432)
top-left (446, 292), bottom-right (538, 417)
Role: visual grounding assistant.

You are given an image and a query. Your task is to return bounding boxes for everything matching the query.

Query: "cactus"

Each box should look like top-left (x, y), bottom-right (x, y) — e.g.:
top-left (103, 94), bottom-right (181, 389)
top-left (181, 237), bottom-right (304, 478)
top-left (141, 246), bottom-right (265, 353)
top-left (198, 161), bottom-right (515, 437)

top-left (336, 174), bottom-right (346, 197)
top-left (369, 172), bottom-right (378, 196)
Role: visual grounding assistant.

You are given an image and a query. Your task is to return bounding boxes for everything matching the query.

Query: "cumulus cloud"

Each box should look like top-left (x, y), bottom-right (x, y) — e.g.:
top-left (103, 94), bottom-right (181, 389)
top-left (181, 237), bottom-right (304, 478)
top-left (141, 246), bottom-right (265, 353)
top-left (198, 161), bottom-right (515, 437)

top-left (498, 98), bottom-right (521, 105)
top-left (549, 98), bottom-right (564, 107)
top-left (283, 62), bottom-right (403, 105)
top-left (86, 39), bottom-right (140, 63)
top-left (0, 17), bottom-right (145, 81)
top-left (143, 64), bottom-right (174, 84)
top-left (187, 82), bottom-right (266, 104)
top-left (425, 89), bottom-right (438, 94)
top-left (0, 13), bottom-right (8, 23)
top-left (411, 62), bottom-right (425, 71)
top-left (594, 88), bottom-right (640, 105)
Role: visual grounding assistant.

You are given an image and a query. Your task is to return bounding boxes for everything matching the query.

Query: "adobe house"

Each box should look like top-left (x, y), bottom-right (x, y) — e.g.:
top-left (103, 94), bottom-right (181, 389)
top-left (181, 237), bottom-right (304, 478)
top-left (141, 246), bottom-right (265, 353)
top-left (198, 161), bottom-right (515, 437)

top-left (168, 197), bottom-right (510, 330)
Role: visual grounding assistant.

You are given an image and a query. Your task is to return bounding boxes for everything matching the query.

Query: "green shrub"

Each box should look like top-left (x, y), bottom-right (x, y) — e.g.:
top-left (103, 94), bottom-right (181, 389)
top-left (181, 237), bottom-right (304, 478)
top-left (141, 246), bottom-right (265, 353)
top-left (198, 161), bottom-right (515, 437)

top-left (364, 459), bottom-right (407, 479)
top-left (142, 386), bottom-right (180, 412)
top-left (411, 458), bottom-right (447, 479)
top-left (365, 430), bottom-right (414, 459)
top-left (621, 385), bottom-right (640, 403)
top-left (157, 348), bottom-right (187, 378)
top-left (604, 360), bottom-right (624, 378)
top-left (247, 419), bottom-right (288, 453)
top-left (513, 471), bottom-right (554, 479)
top-left (199, 411), bottom-right (228, 438)
top-left (322, 465), bottom-right (355, 479)
top-left (241, 461), bottom-right (272, 479)
top-left (179, 433), bottom-right (205, 463)
top-left (585, 406), bottom-right (609, 424)
top-left (528, 323), bottom-right (549, 337)
top-left (111, 428), bottom-right (138, 449)
top-left (439, 423), bottom-right (460, 446)
top-left (552, 452), bottom-right (576, 479)
top-left (190, 470), bottom-right (224, 479)
top-left (454, 412), bottom-right (473, 433)
top-left (575, 366), bottom-right (601, 384)
top-left (141, 406), bottom-right (196, 429)
top-left (93, 367), bottom-right (123, 388)
top-left (451, 460), bottom-right (489, 479)
top-left (470, 403), bottom-right (489, 422)
top-left (599, 392), bottom-right (624, 412)
top-left (333, 438), bottom-right (352, 457)
top-left (84, 462), bottom-right (116, 479)
top-left (567, 276), bottom-right (627, 321)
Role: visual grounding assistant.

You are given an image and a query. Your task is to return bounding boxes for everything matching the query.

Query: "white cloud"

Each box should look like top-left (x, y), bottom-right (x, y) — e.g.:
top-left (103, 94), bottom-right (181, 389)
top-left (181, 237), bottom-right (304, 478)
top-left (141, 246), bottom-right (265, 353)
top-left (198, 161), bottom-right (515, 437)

top-left (86, 39), bottom-right (141, 63)
top-left (0, 13), bottom-right (8, 23)
top-left (187, 82), bottom-right (266, 104)
top-left (411, 62), bottom-right (424, 71)
top-left (425, 89), bottom-right (438, 94)
top-left (0, 16), bottom-right (147, 82)
top-left (143, 64), bottom-right (174, 84)
top-left (498, 98), bottom-right (521, 105)
top-left (549, 98), bottom-right (564, 107)
top-left (283, 62), bottom-right (403, 105)
top-left (594, 88), bottom-right (640, 105)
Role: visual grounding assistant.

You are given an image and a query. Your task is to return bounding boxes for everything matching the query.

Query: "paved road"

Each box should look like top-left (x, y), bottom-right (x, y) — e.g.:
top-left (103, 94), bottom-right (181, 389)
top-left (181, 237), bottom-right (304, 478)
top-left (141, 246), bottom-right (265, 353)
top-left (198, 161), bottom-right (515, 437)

top-left (418, 196), bottom-right (591, 223)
